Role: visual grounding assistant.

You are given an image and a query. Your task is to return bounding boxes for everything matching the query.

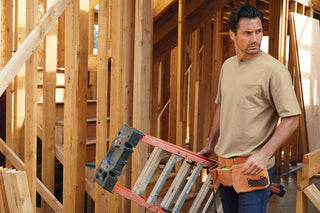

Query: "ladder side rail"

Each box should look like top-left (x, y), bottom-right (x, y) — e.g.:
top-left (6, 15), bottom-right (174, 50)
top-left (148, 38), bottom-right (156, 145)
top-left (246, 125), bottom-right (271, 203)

top-left (201, 191), bottom-right (214, 213)
top-left (147, 154), bottom-right (182, 204)
top-left (172, 163), bottom-right (203, 213)
top-left (188, 174), bottom-right (212, 213)
top-left (140, 135), bottom-right (216, 168)
top-left (113, 184), bottom-right (168, 213)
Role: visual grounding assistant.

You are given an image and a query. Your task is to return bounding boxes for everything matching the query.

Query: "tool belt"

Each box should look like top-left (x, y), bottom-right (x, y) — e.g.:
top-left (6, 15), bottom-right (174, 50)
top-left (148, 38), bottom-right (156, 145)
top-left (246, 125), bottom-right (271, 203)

top-left (209, 157), bottom-right (270, 193)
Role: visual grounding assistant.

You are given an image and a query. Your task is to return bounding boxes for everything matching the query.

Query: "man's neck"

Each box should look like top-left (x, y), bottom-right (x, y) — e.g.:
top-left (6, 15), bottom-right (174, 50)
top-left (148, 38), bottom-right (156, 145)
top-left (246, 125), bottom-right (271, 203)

top-left (236, 50), bottom-right (261, 62)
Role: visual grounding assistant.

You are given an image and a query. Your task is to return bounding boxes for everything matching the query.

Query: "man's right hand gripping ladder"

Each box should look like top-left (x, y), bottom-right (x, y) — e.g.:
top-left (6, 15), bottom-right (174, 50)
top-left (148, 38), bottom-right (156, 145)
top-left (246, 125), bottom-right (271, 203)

top-left (94, 124), bottom-right (218, 213)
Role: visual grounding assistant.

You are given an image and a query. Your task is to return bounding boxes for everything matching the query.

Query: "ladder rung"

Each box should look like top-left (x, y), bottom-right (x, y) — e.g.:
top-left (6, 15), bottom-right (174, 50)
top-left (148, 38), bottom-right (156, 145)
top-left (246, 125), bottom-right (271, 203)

top-left (147, 154), bottom-right (181, 205)
top-left (131, 147), bottom-right (164, 196)
top-left (189, 174), bottom-right (212, 213)
top-left (172, 163), bottom-right (203, 213)
top-left (160, 159), bottom-right (192, 210)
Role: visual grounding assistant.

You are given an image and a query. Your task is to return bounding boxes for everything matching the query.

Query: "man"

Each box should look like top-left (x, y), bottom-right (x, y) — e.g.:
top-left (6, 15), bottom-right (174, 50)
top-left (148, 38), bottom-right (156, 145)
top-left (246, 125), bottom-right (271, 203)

top-left (198, 5), bottom-right (301, 213)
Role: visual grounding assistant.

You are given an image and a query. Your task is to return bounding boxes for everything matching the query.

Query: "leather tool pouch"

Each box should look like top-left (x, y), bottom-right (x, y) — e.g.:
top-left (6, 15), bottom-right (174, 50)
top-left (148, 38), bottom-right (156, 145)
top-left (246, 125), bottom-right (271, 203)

top-left (209, 165), bottom-right (221, 190)
top-left (231, 164), bottom-right (270, 193)
top-left (209, 163), bottom-right (270, 192)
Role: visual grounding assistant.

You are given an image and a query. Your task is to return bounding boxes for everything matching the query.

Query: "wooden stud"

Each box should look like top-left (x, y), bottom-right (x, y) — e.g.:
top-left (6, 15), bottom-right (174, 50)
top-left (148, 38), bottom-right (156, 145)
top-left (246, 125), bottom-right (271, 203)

top-left (41, 0), bottom-right (57, 212)
top-left (131, 0), bottom-right (152, 212)
top-left (0, 0), bottom-right (71, 97)
top-left (95, 0), bottom-right (109, 212)
top-left (176, 0), bottom-right (186, 153)
top-left (24, 0), bottom-right (38, 211)
top-left (109, 0), bottom-right (135, 211)
top-left (189, 30), bottom-right (200, 153)
top-left (57, 11), bottom-right (65, 69)
top-left (13, 0), bottom-right (27, 162)
top-left (268, 0), bottom-right (281, 59)
top-left (63, 0), bottom-right (88, 212)
top-left (153, 0), bottom-right (229, 62)
top-left (168, 47), bottom-right (178, 144)
top-left (150, 62), bottom-right (160, 138)
top-left (213, 9), bottom-right (222, 118)
top-left (88, 9), bottom-right (95, 54)
top-left (1, 0), bottom-right (13, 169)
top-left (160, 53), bottom-right (171, 141)
top-left (201, 21), bottom-right (214, 154)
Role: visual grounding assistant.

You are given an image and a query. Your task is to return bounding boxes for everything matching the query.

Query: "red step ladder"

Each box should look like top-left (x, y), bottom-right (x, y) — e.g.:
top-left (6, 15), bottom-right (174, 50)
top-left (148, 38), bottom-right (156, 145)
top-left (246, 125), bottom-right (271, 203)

top-left (95, 124), bottom-right (219, 212)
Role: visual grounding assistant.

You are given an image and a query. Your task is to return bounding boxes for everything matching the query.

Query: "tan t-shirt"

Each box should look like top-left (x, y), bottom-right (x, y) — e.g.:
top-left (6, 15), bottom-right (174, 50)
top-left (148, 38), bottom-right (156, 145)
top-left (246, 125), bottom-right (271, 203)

top-left (215, 51), bottom-right (301, 168)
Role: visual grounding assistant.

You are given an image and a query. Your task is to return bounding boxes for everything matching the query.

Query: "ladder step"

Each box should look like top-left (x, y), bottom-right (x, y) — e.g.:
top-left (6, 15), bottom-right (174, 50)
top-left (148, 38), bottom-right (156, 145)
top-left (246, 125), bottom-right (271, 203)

top-left (160, 159), bottom-right (192, 210)
top-left (131, 147), bottom-right (164, 196)
top-left (189, 174), bottom-right (212, 213)
top-left (147, 154), bottom-right (182, 205)
top-left (172, 163), bottom-right (203, 213)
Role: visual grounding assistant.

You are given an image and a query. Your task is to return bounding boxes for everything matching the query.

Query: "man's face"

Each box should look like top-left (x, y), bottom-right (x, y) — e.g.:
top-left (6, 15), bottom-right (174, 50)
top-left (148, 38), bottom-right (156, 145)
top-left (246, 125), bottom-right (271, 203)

top-left (230, 17), bottom-right (263, 58)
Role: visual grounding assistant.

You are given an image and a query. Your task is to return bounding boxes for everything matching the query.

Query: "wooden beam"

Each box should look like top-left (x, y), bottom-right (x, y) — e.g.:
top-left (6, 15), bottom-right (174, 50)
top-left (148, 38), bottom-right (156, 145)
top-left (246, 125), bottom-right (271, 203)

top-left (95, 0), bottom-right (109, 212)
top-left (0, 138), bottom-right (63, 213)
top-left (131, 0), bottom-right (152, 212)
top-left (153, 0), bottom-right (176, 19)
top-left (176, 0), bottom-right (186, 155)
top-left (5, 0), bottom-right (13, 169)
top-left (13, 0), bottom-right (27, 163)
top-left (41, 0), bottom-right (58, 212)
top-left (0, 0), bottom-right (71, 96)
top-left (1, 0), bottom-right (14, 167)
top-left (63, 0), bottom-right (88, 212)
top-left (153, 0), bottom-right (229, 62)
top-left (213, 9), bottom-right (222, 118)
top-left (24, 0), bottom-right (38, 211)
top-left (303, 184), bottom-right (320, 211)
top-left (168, 47), bottom-right (178, 144)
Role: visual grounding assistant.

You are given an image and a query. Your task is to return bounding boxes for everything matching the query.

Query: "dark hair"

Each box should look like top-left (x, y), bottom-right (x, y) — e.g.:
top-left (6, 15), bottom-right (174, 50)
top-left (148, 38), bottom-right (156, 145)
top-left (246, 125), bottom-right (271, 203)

top-left (228, 5), bottom-right (263, 34)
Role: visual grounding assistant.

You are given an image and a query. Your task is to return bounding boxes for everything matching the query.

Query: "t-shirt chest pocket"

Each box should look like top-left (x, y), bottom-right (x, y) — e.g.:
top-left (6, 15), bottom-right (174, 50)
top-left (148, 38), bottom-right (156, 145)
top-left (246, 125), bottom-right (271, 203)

top-left (237, 84), bottom-right (264, 110)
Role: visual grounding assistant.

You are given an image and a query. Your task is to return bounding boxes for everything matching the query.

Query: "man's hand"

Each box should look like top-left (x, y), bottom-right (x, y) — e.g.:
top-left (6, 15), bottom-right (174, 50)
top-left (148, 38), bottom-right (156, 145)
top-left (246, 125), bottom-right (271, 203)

top-left (241, 150), bottom-right (269, 175)
top-left (197, 144), bottom-right (213, 158)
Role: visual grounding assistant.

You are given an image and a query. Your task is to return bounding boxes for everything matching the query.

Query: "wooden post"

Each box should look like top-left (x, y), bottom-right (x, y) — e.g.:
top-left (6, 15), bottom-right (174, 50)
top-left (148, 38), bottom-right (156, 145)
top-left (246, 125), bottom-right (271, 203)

top-left (131, 0), bottom-right (152, 212)
top-left (1, 0), bottom-right (13, 169)
top-left (13, 0), bottom-right (27, 161)
top-left (24, 0), bottom-right (38, 211)
top-left (213, 9), bottom-right (222, 120)
top-left (95, 0), bottom-right (109, 212)
top-left (63, 0), bottom-right (88, 212)
top-left (0, 0), bottom-right (71, 97)
top-left (150, 62), bottom-right (160, 138)
top-left (168, 47), bottom-right (177, 144)
top-left (109, 0), bottom-right (135, 212)
top-left (176, 0), bottom-right (186, 151)
top-left (202, 21), bottom-right (214, 153)
top-left (41, 0), bottom-right (58, 212)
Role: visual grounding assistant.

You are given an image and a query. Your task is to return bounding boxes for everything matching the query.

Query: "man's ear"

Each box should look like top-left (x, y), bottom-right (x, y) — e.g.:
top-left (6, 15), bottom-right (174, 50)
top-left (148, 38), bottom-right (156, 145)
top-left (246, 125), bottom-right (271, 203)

top-left (229, 29), bottom-right (235, 40)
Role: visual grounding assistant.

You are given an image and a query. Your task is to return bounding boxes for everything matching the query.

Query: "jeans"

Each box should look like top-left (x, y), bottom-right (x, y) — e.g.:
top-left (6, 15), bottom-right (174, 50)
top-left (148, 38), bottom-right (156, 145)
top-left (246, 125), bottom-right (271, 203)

top-left (220, 166), bottom-right (274, 213)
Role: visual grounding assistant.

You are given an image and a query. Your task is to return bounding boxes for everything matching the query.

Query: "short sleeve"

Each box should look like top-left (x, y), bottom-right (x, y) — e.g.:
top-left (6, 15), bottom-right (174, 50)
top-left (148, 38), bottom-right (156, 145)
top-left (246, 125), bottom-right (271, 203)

top-left (270, 69), bottom-right (301, 117)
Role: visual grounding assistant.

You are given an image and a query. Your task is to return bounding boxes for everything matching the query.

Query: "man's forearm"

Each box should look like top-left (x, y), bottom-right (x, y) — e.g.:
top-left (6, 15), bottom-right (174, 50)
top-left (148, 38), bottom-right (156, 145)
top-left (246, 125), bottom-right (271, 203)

top-left (260, 115), bottom-right (300, 158)
top-left (242, 114), bottom-right (300, 175)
